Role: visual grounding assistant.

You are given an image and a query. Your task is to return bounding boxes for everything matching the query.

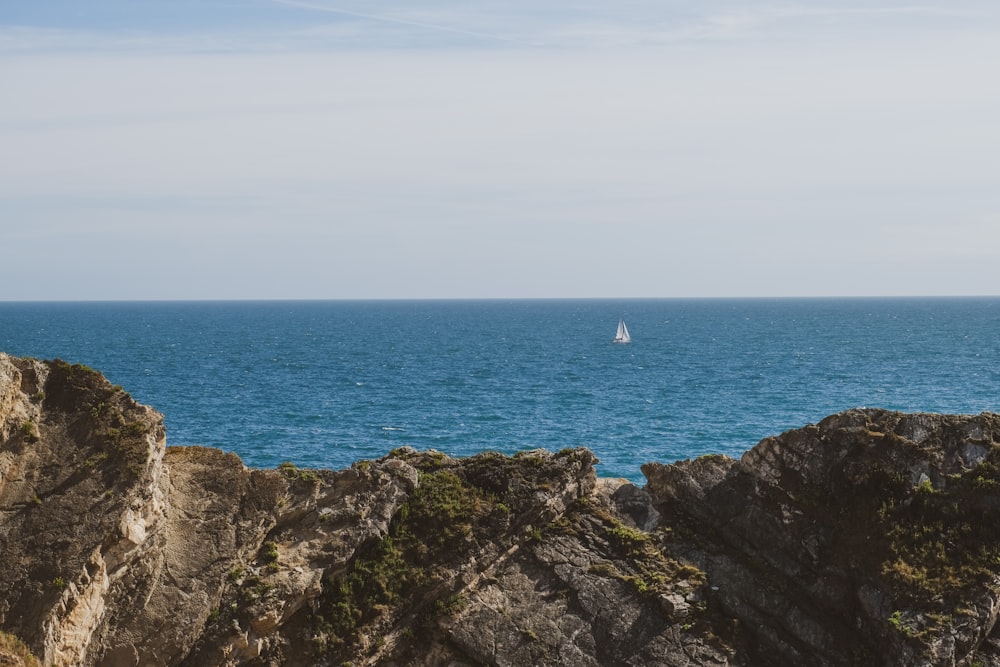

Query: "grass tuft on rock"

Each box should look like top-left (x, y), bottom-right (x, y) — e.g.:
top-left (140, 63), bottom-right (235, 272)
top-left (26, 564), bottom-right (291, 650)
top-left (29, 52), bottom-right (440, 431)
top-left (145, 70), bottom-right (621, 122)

top-left (318, 468), bottom-right (490, 652)
top-left (0, 632), bottom-right (40, 667)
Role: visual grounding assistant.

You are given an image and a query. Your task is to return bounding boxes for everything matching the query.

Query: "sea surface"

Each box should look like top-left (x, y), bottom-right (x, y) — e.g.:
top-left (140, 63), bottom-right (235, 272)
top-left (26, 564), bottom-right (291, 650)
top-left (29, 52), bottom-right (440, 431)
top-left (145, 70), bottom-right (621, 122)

top-left (1, 298), bottom-right (998, 483)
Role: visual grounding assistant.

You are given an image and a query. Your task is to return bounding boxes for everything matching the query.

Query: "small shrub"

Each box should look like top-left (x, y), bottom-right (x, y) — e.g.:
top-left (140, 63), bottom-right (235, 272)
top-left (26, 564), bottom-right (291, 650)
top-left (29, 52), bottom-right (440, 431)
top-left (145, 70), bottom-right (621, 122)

top-left (889, 610), bottom-right (906, 631)
top-left (610, 524), bottom-right (649, 545)
top-left (433, 594), bottom-right (468, 617)
top-left (588, 562), bottom-right (619, 578)
top-left (278, 461), bottom-right (321, 485)
top-left (86, 452), bottom-right (109, 468)
top-left (123, 421), bottom-right (147, 437)
top-left (513, 451), bottom-right (545, 466)
top-left (608, 523), bottom-right (654, 557)
top-left (238, 575), bottom-right (274, 604)
top-left (21, 420), bottom-right (39, 443)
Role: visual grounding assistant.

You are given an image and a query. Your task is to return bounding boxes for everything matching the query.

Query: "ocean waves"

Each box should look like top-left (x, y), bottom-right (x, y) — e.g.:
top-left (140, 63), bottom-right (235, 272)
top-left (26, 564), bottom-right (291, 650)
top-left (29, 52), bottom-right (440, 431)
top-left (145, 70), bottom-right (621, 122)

top-left (2, 298), bottom-right (998, 483)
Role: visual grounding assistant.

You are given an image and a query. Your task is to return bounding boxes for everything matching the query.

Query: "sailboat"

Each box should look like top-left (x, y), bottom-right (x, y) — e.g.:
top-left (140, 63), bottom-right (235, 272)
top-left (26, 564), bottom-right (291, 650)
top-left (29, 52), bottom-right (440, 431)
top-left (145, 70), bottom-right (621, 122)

top-left (612, 318), bottom-right (631, 344)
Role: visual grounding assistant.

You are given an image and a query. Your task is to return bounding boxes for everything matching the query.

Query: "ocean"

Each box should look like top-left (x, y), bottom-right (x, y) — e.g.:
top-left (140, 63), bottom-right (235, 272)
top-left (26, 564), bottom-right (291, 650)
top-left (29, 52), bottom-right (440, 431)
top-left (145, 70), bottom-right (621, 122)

top-left (1, 298), bottom-right (998, 483)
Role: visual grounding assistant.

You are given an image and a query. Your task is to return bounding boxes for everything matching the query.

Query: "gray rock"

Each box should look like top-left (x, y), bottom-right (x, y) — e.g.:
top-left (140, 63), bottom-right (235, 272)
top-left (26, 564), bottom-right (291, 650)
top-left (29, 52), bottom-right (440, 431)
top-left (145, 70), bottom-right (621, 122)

top-left (3, 356), bottom-right (1000, 666)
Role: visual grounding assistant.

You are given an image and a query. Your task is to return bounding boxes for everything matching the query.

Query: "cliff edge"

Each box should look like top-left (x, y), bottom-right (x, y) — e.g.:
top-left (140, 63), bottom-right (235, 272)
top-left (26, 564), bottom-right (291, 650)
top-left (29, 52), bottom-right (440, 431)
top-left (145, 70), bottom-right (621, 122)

top-left (1, 352), bottom-right (999, 666)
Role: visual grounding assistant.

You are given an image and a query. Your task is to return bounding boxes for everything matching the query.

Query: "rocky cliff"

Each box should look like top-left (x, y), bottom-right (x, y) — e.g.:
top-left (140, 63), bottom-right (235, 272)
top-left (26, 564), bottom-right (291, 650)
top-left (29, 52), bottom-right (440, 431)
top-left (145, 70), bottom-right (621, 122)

top-left (1, 352), bottom-right (999, 666)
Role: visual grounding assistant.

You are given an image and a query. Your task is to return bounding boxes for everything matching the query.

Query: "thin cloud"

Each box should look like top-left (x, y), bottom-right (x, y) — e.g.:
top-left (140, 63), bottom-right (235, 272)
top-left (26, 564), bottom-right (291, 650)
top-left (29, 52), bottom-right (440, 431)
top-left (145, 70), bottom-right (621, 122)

top-left (270, 0), bottom-right (536, 46)
top-left (776, 4), bottom-right (989, 18)
top-left (662, 3), bottom-right (997, 43)
top-left (4, 2), bottom-right (994, 54)
top-left (3, 0), bottom-right (999, 298)
top-left (0, 26), bottom-right (284, 55)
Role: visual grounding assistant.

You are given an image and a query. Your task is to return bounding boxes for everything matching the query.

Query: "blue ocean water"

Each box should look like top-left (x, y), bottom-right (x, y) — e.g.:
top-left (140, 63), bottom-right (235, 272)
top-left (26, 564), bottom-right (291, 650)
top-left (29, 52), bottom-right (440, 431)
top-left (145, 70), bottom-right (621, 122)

top-left (1, 298), bottom-right (998, 483)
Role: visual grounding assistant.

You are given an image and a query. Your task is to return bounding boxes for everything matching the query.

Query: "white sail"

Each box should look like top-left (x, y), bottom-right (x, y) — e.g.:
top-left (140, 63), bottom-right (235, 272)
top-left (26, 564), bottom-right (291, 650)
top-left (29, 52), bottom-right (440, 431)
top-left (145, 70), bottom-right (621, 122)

top-left (613, 318), bottom-right (631, 344)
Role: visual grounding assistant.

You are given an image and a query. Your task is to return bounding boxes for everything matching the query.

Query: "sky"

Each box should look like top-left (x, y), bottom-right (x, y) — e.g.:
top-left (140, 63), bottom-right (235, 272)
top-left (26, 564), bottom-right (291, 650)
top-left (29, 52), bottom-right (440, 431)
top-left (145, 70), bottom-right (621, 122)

top-left (2, 1), bottom-right (999, 300)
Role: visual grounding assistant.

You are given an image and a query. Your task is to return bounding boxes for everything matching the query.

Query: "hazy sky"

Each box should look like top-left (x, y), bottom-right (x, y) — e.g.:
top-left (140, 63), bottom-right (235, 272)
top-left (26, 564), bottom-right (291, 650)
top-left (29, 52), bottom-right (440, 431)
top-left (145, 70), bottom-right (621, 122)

top-left (3, 1), bottom-right (999, 299)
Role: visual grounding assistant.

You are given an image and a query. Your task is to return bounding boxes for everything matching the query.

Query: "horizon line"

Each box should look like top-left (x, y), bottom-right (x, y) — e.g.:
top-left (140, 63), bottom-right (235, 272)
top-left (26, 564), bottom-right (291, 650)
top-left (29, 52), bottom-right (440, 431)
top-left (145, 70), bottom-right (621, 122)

top-left (2, 294), bottom-right (998, 304)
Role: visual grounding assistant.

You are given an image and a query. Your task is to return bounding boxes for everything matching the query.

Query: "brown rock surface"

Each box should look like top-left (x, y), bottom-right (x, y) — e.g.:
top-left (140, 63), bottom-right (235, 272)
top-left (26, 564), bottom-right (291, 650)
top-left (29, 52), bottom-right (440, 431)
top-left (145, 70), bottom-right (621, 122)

top-left (4, 353), bottom-right (1000, 666)
top-left (0, 354), bottom-right (741, 666)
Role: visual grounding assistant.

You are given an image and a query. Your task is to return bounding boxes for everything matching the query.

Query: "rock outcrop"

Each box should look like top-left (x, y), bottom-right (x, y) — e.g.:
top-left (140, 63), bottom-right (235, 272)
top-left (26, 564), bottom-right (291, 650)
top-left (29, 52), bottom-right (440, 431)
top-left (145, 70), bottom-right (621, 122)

top-left (0, 355), bottom-right (740, 666)
top-left (644, 409), bottom-right (1000, 666)
top-left (1, 352), bottom-right (1000, 666)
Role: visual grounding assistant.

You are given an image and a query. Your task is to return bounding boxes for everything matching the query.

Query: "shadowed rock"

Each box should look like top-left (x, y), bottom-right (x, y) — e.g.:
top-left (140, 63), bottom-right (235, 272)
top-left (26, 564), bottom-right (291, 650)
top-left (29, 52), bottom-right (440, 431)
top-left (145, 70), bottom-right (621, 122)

top-left (644, 408), bottom-right (1000, 666)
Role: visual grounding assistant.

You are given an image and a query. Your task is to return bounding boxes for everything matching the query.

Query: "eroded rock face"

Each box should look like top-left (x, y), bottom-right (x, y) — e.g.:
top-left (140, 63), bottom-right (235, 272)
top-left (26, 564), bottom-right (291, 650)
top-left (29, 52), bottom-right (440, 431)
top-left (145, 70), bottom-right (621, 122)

top-left (0, 356), bottom-right (165, 666)
top-left (0, 355), bottom-right (423, 666)
top-left (3, 354), bottom-right (1000, 667)
top-left (644, 408), bottom-right (1000, 667)
top-left (0, 354), bottom-right (741, 666)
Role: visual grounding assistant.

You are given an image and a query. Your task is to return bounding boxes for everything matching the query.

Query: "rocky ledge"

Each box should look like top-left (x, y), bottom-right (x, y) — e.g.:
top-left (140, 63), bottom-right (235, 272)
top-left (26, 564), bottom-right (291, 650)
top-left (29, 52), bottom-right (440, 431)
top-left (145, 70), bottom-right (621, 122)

top-left (1, 353), bottom-right (1000, 666)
